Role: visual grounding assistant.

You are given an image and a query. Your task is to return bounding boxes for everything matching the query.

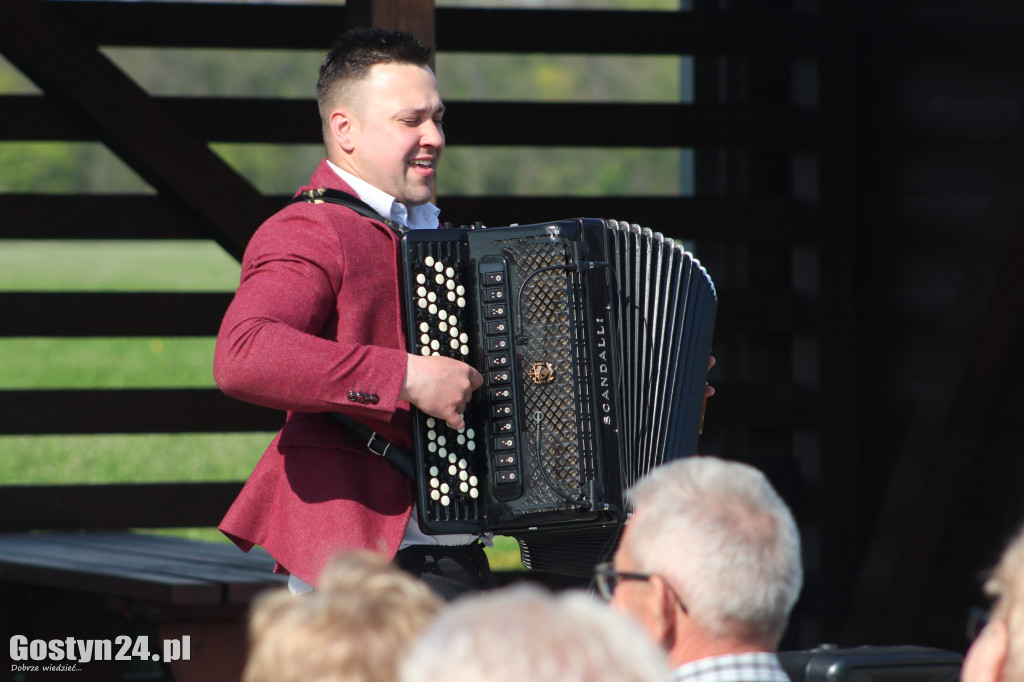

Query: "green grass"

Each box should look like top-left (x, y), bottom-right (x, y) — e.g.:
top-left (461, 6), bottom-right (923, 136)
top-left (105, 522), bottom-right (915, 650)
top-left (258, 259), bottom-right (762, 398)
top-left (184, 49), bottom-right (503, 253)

top-left (0, 337), bottom-right (218, 388)
top-left (1, 239), bottom-right (523, 568)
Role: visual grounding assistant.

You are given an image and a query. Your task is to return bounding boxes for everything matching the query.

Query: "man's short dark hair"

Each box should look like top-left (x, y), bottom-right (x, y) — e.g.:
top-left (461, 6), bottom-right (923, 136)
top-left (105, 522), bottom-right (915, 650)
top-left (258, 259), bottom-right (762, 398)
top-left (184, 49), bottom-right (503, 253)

top-left (316, 28), bottom-right (433, 107)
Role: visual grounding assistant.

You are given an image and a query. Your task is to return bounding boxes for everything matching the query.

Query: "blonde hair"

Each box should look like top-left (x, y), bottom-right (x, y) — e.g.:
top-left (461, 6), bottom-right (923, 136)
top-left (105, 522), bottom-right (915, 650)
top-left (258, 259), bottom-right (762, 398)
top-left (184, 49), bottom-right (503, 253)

top-left (244, 551), bottom-right (441, 682)
top-left (985, 526), bottom-right (1024, 682)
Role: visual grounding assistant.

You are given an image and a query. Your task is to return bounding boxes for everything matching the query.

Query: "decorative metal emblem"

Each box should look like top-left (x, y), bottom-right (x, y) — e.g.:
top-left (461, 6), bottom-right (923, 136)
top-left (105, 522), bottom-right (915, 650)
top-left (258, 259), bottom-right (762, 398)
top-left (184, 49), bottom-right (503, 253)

top-left (527, 361), bottom-right (556, 385)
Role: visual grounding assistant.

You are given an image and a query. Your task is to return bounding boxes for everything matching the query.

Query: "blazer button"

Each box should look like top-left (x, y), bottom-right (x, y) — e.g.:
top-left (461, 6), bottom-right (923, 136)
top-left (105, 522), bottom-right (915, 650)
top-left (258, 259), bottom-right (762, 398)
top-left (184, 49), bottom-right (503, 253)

top-left (347, 390), bottom-right (357, 401)
top-left (370, 394), bottom-right (380, 405)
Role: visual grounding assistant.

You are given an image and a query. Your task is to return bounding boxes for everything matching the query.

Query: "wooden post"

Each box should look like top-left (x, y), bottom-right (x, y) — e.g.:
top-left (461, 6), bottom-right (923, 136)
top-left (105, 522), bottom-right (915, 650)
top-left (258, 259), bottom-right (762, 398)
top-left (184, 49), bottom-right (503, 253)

top-left (346, 0), bottom-right (436, 51)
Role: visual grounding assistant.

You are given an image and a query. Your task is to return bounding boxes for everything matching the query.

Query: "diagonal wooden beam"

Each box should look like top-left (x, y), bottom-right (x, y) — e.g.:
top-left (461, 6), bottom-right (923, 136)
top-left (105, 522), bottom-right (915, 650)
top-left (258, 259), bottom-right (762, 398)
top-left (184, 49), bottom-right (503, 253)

top-left (0, 0), bottom-right (277, 261)
top-left (842, 108), bottom-right (1024, 643)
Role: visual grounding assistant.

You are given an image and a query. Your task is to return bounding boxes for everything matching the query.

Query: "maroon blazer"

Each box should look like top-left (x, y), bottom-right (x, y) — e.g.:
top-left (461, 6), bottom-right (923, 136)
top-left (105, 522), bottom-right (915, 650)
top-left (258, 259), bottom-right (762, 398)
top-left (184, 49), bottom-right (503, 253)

top-left (214, 159), bottom-right (424, 586)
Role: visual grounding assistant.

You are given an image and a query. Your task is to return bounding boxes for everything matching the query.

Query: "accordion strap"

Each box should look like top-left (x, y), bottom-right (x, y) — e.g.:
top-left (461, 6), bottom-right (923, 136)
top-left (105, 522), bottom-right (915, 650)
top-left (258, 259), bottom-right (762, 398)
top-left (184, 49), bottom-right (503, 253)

top-left (329, 412), bottom-right (415, 480)
top-left (291, 188), bottom-right (414, 477)
top-left (288, 188), bottom-right (407, 235)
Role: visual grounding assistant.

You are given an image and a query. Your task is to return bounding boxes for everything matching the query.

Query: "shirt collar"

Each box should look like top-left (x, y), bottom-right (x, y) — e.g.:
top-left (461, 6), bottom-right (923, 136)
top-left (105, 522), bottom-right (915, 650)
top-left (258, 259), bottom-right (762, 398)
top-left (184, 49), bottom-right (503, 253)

top-left (673, 652), bottom-right (789, 682)
top-left (327, 160), bottom-right (440, 230)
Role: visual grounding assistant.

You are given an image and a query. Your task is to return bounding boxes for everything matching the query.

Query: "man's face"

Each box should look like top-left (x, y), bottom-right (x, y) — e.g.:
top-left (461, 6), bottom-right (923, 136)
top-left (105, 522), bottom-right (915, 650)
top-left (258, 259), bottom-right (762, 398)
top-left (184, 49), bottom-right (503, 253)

top-left (332, 62), bottom-right (445, 207)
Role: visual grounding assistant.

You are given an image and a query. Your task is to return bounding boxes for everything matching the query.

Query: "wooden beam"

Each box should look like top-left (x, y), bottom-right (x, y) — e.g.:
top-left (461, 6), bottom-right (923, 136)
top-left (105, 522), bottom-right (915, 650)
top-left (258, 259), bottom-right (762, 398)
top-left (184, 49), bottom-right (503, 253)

top-left (0, 0), bottom-right (276, 261)
top-left (0, 289), bottom-right (799, 338)
top-left (1, 94), bottom-right (795, 149)
top-left (843, 109), bottom-right (1024, 644)
top-left (346, 0), bottom-right (435, 50)
top-left (0, 389), bottom-right (284, 434)
top-left (0, 193), bottom-right (795, 242)
top-left (39, 2), bottom-right (807, 57)
top-left (2, 292), bottom-right (232, 337)
top-left (0, 484), bottom-right (242, 531)
top-left (0, 384), bottom-right (788, 436)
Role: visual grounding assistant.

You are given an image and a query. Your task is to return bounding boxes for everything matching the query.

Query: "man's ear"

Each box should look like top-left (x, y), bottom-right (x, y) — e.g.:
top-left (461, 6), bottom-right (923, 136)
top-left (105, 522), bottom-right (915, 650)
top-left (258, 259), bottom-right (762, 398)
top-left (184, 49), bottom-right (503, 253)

top-left (329, 109), bottom-right (356, 153)
top-left (963, 620), bottom-right (1009, 682)
top-left (647, 574), bottom-right (682, 647)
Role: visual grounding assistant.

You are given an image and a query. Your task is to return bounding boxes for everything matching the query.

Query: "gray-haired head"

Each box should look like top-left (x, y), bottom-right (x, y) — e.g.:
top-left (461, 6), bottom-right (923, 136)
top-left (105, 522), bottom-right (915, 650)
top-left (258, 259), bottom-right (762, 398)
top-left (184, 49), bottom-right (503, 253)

top-left (623, 456), bottom-right (803, 647)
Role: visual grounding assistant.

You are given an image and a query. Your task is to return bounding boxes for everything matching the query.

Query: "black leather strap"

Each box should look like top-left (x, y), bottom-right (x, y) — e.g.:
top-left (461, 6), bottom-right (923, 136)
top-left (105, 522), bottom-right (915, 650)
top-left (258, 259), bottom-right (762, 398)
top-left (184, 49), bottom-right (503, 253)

top-left (288, 188), bottom-right (406, 234)
top-left (329, 412), bottom-right (415, 479)
top-left (292, 188), bottom-right (413, 476)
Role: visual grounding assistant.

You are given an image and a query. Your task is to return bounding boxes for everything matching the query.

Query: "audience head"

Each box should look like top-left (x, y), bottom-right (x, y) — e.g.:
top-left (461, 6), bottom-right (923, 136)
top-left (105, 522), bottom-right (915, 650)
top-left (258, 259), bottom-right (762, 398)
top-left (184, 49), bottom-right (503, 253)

top-left (963, 524), bottom-right (1024, 682)
top-left (400, 584), bottom-right (670, 682)
top-left (606, 456), bottom-right (802, 664)
top-left (244, 550), bottom-right (442, 682)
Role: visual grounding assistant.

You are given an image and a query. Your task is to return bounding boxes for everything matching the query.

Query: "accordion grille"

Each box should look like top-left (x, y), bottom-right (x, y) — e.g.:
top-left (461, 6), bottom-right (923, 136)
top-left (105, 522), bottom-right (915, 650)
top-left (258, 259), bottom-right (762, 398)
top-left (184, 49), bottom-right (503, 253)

top-left (506, 240), bottom-right (590, 510)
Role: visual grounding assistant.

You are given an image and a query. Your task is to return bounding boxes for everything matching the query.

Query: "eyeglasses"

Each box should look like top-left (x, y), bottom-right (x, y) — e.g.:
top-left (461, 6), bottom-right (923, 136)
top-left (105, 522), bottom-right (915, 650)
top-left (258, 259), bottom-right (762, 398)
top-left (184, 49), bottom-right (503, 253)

top-left (966, 607), bottom-right (990, 642)
top-left (593, 561), bottom-right (688, 613)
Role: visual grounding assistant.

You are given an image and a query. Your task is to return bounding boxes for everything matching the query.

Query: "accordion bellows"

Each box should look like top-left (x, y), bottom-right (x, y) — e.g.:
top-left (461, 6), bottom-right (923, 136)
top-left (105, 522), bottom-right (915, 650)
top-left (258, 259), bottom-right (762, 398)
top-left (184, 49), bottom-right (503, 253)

top-left (400, 218), bottom-right (717, 575)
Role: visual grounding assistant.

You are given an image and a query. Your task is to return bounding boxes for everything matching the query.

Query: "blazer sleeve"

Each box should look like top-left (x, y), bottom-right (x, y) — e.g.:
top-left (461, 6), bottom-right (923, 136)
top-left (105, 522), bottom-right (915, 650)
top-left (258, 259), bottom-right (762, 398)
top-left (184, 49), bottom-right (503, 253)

top-left (213, 204), bottom-right (409, 419)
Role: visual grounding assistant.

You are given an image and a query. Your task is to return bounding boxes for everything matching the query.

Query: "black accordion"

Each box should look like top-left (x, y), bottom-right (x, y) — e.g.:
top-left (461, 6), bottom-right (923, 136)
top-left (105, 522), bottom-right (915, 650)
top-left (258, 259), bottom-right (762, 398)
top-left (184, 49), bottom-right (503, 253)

top-left (400, 218), bottom-right (717, 575)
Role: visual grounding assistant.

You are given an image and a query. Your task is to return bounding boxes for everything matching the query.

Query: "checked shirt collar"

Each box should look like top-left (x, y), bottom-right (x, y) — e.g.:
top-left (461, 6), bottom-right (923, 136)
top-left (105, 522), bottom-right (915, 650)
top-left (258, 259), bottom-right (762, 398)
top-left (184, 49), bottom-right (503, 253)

top-left (673, 651), bottom-right (791, 682)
